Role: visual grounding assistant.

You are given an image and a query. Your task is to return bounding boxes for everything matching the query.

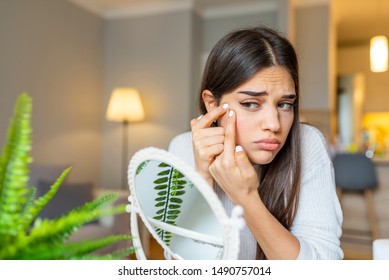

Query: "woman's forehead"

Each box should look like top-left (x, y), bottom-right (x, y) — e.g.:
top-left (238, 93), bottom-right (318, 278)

top-left (226, 67), bottom-right (295, 96)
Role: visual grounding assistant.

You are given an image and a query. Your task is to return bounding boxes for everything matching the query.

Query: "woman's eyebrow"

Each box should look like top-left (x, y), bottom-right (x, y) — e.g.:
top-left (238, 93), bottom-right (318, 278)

top-left (283, 94), bottom-right (297, 99)
top-left (238, 91), bottom-right (297, 99)
top-left (238, 90), bottom-right (267, 96)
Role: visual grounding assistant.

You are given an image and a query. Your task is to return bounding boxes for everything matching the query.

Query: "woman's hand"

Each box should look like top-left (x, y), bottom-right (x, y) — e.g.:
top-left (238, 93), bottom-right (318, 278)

top-left (209, 109), bottom-right (300, 259)
top-left (190, 104), bottom-right (229, 187)
top-left (209, 109), bottom-right (259, 205)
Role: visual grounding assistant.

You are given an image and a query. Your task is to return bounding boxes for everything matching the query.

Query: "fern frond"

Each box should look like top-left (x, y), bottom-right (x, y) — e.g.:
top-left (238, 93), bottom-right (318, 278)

top-left (20, 167), bottom-right (71, 231)
top-left (69, 235), bottom-right (132, 259)
top-left (75, 246), bottom-right (135, 260)
top-left (15, 235), bottom-right (132, 260)
top-left (136, 160), bottom-right (150, 175)
top-left (97, 246), bottom-right (135, 260)
top-left (0, 93), bottom-right (32, 240)
top-left (152, 164), bottom-right (187, 246)
top-left (21, 187), bottom-right (36, 214)
top-left (74, 192), bottom-right (118, 212)
top-left (67, 235), bottom-right (132, 258)
top-left (2, 203), bottom-right (126, 259)
top-left (28, 203), bottom-right (126, 246)
top-left (45, 192), bottom-right (121, 239)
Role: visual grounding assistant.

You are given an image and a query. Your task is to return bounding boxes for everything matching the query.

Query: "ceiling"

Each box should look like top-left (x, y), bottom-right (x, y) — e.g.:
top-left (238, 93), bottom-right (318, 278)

top-left (68, 0), bottom-right (389, 46)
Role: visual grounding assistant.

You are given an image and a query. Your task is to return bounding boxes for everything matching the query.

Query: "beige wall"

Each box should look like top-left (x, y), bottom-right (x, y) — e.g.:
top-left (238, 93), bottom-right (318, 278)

top-left (0, 0), bottom-right (104, 186)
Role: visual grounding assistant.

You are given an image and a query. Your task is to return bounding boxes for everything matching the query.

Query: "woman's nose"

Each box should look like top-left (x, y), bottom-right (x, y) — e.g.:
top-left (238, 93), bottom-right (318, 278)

top-left (261, 107), bottom-right (281, 132)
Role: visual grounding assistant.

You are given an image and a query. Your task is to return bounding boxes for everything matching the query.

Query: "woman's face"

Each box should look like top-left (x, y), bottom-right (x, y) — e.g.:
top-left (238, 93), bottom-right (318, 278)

top-left (217, 66), bottom-right (296, 165)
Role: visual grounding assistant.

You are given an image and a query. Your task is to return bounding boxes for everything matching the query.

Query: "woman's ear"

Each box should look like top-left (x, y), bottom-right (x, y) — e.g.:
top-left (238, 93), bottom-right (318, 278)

top-left (202, 90), bottom-right (217, 113)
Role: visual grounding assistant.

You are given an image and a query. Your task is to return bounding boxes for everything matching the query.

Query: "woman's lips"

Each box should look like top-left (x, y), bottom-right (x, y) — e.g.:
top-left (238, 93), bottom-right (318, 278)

top-left (254, 139), bottom-right (281, 151)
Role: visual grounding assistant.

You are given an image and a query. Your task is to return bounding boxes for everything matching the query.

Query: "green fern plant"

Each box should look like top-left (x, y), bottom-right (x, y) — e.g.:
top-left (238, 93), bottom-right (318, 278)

top-left (0, 93), bottom-right (133, 259)
top-left (151, 162), bottom-right (190, 246)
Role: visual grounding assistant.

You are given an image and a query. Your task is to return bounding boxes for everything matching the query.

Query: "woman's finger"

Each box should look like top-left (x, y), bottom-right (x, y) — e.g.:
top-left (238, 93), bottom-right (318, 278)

top-left (192, 126), bottom-right (224, 139)
top-left (199, 144), bottom-right (224, 160)
top-left (235, 146), bottom-right (256, 178)
top-left (193, 133), bottom-right (225, 150)
top-left (191, 103), bottom-right (229, 129)
top-left (222, 109), bottom-right (237, 164)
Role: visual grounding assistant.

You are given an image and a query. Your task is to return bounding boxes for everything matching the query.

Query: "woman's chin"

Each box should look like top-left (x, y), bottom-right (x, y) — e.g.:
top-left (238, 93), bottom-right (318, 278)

top-left (247, 150), bottom-right (277, 165)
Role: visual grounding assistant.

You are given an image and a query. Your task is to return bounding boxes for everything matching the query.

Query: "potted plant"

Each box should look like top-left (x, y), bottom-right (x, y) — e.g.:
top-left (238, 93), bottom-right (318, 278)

top-left (0, 93), bottom-right (133, 259)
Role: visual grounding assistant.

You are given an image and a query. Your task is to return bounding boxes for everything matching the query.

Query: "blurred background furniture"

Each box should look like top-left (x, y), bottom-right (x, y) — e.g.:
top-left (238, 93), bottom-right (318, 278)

top-left (333, 153), bottom-right (380, 245)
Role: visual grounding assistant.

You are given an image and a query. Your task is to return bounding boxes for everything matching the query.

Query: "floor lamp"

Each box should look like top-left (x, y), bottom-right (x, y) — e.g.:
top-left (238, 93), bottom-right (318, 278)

top-left (106, 87), bottom-right (145, 190)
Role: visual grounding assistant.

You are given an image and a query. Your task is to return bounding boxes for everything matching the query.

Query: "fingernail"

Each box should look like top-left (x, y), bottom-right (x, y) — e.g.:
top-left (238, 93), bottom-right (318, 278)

top-left (197, 115), bottom-right (203, 120)
top-left (222, 103), bottom-right (229, 109)
top-left (235, 145), bottom-right (243, 152)
top-left (228, 110), bottom-right (234, 117)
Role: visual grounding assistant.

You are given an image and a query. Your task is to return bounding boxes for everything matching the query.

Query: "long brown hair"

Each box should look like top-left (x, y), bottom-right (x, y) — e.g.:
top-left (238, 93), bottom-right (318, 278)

top-left (199, 26), bottom-right (301, 259)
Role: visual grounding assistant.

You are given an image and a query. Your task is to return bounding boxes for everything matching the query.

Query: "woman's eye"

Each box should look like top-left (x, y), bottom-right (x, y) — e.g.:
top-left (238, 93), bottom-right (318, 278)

top-left (278, 102), bottom-right (295, 112)
top-left (239, 101), bottom-right (260, 110)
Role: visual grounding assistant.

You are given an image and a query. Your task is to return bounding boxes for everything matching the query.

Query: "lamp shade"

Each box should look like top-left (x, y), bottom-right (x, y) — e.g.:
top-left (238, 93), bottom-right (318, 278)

top-left (370, 35), bottom-right (388, 73)
top-left (106, 87), bottom-right (145, 122)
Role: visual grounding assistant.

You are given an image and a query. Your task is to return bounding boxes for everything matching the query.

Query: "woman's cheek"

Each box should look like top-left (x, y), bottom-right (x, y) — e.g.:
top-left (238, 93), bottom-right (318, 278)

top-left (217, 113), bottom-right (242, 146)
top-left (217, 110), bottom-right (250, 146)
top-left (235, 115), bottom-right (250, 146)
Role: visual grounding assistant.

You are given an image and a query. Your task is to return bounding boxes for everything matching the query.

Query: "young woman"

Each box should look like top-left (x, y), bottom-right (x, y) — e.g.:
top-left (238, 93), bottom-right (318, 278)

top-left (168, 26), bottom-right (343, 260)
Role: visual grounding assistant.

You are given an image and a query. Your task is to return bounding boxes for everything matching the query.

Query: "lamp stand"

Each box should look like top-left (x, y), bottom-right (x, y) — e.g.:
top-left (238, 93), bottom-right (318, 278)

top-left (122, 120), bottom-right (129, 190)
